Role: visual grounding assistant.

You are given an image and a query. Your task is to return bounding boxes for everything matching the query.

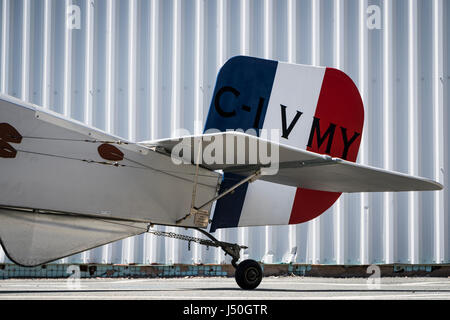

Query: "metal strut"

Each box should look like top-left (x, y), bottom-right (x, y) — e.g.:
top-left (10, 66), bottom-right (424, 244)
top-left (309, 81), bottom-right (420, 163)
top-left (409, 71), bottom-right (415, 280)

top-left (147, 226), bottom-right (247, 268)
top-left (176, 169), bottom-right (262, 226)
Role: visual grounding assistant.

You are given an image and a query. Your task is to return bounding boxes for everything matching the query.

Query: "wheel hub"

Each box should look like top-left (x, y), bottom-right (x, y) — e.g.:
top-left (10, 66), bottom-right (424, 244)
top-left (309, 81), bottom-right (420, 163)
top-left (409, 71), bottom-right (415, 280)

top-left (246, 267), bottom-right (259, 283)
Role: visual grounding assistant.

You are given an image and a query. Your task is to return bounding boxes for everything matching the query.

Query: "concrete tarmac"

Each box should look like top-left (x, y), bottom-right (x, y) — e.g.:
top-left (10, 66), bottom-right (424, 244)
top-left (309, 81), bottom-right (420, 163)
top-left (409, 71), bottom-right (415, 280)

top-left (0, 276), bottom-right (449, 300)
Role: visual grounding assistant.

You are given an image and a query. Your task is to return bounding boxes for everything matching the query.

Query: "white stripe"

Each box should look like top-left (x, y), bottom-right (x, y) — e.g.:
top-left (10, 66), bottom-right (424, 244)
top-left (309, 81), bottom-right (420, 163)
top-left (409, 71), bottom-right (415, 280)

top-left (383, 0), bottom-right (394, 264)
top-left (171, 0), bottom-right (182, 137)
top-left (358, 0), bottom-right (369, 265)
top-left (238, 62), bottom-right (326, 227)
top-left (240, 0), bottom-right (249, 56)
top-left (42, 0), bottom-right (51, 109)
top-left (193, 0), bottom-right (204, 136)
top-left (63, 0), bottom-right (72, 117)
top-left (84, 0), bottom-right (95, 126)
top-left (238, 180), bottom-right (296, 227)
top-left (432, 0), bottom-right (445, 263)
top-left (149, 0), bottom-right (160, 140)
top-left (310, 0), bottom-right (322, 264)
top-left (286, 0), bottom-right (297, 256)
top-left (334, 0), bottom-right (345, 265)
top-left (264, 62), bottom-right (325, 149)
top-left (408, 0), bottom-right (420, 264)
top-left (105, 0), bottom-right (116, 134)
top-left (21, 0), bottom-right (30, 101)
top-left (287, 0), bottom-right (296, 64)
top-left (0, 0), bottom-right (9, 95)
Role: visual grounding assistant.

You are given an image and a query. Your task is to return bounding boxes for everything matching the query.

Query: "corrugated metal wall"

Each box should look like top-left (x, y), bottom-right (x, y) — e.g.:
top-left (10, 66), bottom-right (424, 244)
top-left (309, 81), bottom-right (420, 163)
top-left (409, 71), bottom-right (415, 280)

top-left (0, 0), bottom-right (448, 265)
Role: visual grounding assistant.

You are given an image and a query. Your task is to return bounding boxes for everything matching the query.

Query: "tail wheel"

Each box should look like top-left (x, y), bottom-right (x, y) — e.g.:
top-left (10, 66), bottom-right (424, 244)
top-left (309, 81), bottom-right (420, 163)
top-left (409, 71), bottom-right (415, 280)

top-left (234, 259), bottom-right (263, 290)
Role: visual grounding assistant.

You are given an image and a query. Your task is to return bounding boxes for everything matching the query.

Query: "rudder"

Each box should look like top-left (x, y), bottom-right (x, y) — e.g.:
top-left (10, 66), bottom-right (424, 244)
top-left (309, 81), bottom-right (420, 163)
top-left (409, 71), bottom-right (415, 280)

top-left (205, 56), bottom-right (364, 232)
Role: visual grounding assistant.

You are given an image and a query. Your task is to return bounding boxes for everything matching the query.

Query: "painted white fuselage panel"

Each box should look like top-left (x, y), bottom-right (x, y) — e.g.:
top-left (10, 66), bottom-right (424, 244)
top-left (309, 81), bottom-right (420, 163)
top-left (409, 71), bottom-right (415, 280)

top-left (0, 96), bottom-right (220, 226)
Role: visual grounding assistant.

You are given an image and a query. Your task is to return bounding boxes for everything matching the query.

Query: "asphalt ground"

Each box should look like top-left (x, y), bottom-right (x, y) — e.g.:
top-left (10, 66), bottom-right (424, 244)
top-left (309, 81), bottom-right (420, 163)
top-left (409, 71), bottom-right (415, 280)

top-left (0, 276), bottom-right (449, 300)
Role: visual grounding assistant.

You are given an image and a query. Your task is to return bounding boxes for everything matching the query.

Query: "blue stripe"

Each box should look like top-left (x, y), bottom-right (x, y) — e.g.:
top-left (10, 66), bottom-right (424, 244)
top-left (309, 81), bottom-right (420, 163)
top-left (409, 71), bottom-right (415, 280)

top-left (204, 56), bottom-right (278, 232)
top-left (209, 173), bottom-right (249, 232)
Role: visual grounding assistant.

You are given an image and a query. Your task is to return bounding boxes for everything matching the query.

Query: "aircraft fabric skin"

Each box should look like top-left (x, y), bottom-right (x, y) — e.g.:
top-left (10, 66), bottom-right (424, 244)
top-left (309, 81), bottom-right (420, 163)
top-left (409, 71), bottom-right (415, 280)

top-left (0, 96), bottom-right (220, 266)
top-left (206, 56), bottom-right (364, 232)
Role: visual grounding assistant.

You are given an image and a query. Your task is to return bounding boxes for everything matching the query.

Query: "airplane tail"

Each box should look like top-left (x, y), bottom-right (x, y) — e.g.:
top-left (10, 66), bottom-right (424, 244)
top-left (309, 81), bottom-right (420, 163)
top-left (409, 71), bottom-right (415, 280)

top-left (205, 56), bottom-right (364, 232)
top-left (0, 57), bottom-right (440, 266)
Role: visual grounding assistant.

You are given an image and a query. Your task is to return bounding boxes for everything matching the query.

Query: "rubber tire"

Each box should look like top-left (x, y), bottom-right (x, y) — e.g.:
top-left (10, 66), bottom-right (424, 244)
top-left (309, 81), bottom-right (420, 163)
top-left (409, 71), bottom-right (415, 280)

top-left (235, 259), bottom-right (263, 290)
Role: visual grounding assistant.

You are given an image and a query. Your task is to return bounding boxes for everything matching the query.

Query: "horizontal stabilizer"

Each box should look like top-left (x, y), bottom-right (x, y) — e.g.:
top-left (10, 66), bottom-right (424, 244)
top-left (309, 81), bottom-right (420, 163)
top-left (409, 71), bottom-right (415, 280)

top-left (0, 208), bottom-right (148, 266)
top-left (144, 132), bottom-right (443, 193)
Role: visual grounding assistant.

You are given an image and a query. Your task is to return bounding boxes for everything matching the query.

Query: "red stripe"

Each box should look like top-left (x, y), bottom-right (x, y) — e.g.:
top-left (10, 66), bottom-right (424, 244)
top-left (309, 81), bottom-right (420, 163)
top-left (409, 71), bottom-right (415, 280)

top-left (289, 67), bottom-right (364, 224)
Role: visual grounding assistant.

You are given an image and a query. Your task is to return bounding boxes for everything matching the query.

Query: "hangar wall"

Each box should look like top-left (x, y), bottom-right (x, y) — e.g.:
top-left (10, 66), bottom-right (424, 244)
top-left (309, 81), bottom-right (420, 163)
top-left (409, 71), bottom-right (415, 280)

top-left (0, 0), bottom-right (448, 265)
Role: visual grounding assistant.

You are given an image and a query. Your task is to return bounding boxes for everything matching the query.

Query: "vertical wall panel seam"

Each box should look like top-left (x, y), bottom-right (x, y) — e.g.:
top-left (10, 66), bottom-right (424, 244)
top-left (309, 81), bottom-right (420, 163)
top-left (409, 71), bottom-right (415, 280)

top-left (1, 0), bottom-right (9, 95)
top-left (191, 0), bottom-right (205, 264)
top-left (149, 0), bottom-right (159, 140)
top-left (263, 0), bottom-right (274, 263)
top-left (59, 0), bottom-right (73, 265)
top-left (238, 0), bottom-right (250, 262)
top-left (334, 0), bottom-right (345, 265)
top-left (310, 0), bottom-right (322, 264)
top-left (240, 0), bottom-right (249, 56)
top-left (169, 0), bottom-right (183, 264)
top-left (287, 0), bottom-right (297, 261)
top-left (84, 0), bottom-right (94, 126)
top-left (0, 0), bottom-right (9, 263)
top-left (128, 0), bottom-right (137, 142)
top-left (124, 0), bottom-right (138, 265)
top-left (0, 0), bottom-right (447, 266)
top-left (193, 0), bottom-right (204, 136)
top-left (42, 0), bottom-right (51, 109)
top-left (147, 0), bottom-right (160, 263)
top-left (103, 0), bottom-right (116, 263)
top-left (214, 0), bottom-right (226, 264)
top-left (63, 0), bottom-right (72, 118)
top-left (82, 0), bottom-right (95, 265)
top-left (408, 0), bottom-right (420, 264)
top-left (171, 0), bottom-right (182, 137)
top-left (432, 0), bottom-right (445, 263)
top-left (105, 0), bottom-right (115, 134)
top-left (21, 0), bottom-right (30, 101)
top-left (359, 0), bottom-right (369, 265)
top-left (383, 0), bottom-right (395, 264)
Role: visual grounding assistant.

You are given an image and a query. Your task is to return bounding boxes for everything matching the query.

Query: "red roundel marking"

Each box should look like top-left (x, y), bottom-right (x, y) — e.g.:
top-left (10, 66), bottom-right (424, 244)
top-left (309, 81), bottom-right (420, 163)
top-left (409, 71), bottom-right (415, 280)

top-left (289, 67), bottom-right (364, 224)
top-left (98, 144), bottom-right (124, 161)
